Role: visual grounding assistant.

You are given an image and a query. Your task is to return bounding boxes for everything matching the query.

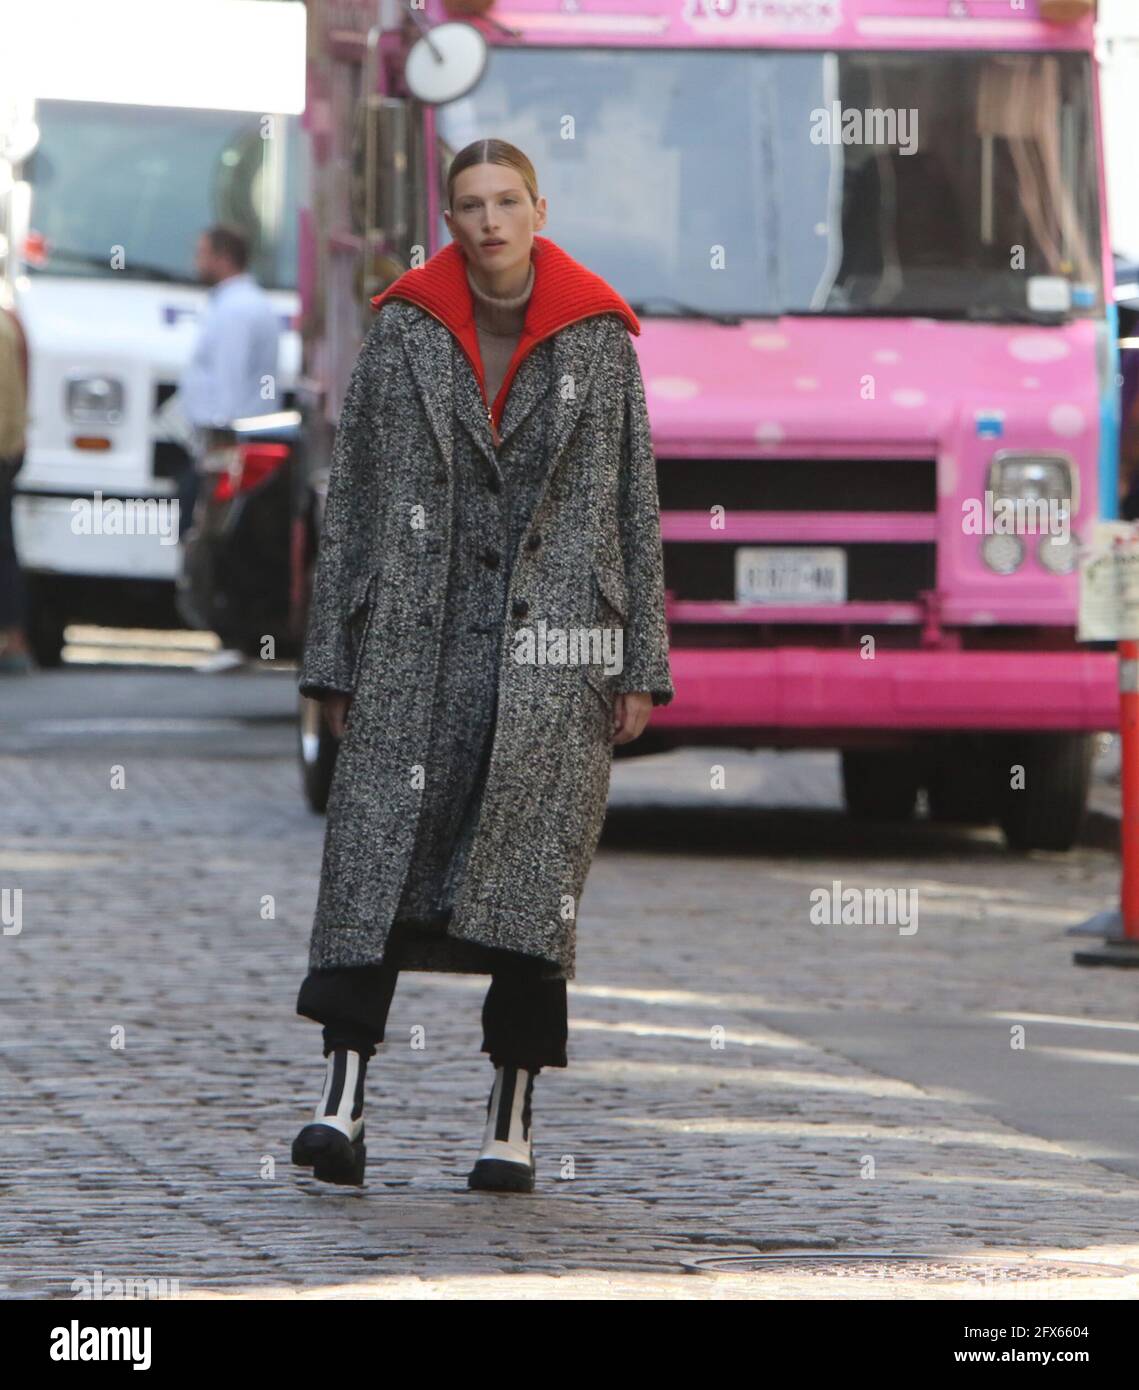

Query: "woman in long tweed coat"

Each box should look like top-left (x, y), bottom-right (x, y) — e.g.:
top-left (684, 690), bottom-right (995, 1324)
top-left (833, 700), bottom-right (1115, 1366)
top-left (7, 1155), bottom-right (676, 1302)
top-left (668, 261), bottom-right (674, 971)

top-left (292, 140), bottom-right (674, 1192)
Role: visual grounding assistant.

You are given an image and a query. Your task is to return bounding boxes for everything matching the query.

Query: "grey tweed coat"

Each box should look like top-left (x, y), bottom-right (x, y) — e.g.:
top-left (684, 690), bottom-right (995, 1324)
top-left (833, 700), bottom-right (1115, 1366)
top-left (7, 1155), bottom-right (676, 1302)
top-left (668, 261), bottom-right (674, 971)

top-left (299, 291), bottom-right (674, 980)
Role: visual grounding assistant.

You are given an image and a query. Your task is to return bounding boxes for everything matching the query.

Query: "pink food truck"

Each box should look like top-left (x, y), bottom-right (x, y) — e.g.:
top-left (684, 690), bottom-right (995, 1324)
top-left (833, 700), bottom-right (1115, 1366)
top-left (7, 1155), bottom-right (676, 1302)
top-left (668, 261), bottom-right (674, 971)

top-left (297, 0), bottom-right (1118, 849)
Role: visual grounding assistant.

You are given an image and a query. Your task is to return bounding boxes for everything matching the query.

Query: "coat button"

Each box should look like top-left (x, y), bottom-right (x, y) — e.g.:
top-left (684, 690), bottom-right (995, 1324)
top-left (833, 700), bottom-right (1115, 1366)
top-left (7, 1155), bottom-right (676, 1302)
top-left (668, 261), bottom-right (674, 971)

top-left (481, 547), bottom-right (501, 569)
top-left (511, 598), bottom-right (529, 619)
top-left (526, 533), bottom-right (541, 551)
top-left (487, 475), bottom-right (502, 494)
top-left (419, 612), bottom-right (433, 627)
top-left (434, 472), bottom-right (447, 485)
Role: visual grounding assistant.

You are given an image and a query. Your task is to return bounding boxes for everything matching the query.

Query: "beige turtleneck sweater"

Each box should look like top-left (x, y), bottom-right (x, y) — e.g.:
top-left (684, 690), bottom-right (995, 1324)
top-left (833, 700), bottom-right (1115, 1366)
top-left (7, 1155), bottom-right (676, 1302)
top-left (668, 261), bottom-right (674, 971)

top-left (466, 259), bottom-right (535, 415)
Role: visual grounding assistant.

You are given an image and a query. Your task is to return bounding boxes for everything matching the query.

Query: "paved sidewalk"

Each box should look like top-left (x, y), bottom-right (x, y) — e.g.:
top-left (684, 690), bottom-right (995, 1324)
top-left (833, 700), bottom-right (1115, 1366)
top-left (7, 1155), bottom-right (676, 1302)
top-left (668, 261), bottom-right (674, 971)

top-left (2, 679), bottom-right (1138, 1298)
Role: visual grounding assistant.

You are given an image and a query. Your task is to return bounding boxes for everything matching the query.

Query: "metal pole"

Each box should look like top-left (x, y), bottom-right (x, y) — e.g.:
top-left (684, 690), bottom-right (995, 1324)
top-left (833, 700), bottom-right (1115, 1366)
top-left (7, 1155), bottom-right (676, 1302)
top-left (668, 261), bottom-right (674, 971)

top-left (1072, 638), bottom-right (1139, 963)
top-left (1119, 639), bottom-right (1139, 935)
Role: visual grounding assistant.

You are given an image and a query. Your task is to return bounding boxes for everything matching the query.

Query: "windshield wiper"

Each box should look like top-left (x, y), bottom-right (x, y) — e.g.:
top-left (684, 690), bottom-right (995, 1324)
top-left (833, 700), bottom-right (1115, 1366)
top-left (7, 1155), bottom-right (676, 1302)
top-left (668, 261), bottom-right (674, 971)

top-left (627, 297), bottom-right (744, 326)
top-left (30, 247), bottom-right (200, 286)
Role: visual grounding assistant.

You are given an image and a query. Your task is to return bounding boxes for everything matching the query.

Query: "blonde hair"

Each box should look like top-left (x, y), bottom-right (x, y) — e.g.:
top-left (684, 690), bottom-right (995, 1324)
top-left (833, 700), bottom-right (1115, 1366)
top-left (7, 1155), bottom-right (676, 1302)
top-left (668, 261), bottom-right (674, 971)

top-left (446, 139), bottom-right (539, 211)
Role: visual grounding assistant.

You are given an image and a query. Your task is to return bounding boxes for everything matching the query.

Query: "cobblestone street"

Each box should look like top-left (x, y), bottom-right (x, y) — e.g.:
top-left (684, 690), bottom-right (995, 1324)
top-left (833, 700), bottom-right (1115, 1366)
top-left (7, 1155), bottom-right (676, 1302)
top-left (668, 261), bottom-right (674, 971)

top-left (4, 671), bottom-right (1139, 1299)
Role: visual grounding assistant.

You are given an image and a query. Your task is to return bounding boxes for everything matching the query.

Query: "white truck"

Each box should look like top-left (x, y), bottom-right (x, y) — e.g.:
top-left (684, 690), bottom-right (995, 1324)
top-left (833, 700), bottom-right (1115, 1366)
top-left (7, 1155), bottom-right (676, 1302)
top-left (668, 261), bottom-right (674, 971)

top-left (4, 0), bottom-right (305, 663)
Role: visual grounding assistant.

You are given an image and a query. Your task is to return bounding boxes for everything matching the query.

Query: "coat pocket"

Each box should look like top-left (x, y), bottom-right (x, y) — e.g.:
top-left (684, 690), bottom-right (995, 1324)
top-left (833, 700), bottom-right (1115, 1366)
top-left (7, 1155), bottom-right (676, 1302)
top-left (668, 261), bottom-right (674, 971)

top-left (344, 571), bottom-right (380, 689)
top-left (592, 562), bottom-right (629, 622)
top-left (584, 563), bottom-right (629, 708)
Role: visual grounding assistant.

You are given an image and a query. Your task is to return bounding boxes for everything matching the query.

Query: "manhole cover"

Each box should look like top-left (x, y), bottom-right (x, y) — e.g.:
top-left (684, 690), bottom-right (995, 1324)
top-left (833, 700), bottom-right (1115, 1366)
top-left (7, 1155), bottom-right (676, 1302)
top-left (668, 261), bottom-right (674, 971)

top-left (682, 1252), bottom-right (1134, 1282)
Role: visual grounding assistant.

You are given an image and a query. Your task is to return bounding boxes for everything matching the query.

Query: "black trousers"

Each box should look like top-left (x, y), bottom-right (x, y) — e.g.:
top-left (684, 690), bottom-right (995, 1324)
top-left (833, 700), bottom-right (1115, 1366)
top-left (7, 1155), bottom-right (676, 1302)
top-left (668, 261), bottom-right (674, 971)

top-left (296, 950), bottom-right (568, 1073)
top-left (0, 461), bottom-right (26, 629)
top-left (172, 446), bottom-right (200, 541)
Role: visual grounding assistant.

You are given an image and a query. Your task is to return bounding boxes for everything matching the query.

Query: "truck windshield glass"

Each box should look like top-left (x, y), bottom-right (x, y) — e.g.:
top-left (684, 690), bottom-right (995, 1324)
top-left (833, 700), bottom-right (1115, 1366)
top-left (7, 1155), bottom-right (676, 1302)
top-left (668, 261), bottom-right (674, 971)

top-left (437, 47), bottom-right (1102, 320)
top-left (25, 100), bottom-right (299, 290)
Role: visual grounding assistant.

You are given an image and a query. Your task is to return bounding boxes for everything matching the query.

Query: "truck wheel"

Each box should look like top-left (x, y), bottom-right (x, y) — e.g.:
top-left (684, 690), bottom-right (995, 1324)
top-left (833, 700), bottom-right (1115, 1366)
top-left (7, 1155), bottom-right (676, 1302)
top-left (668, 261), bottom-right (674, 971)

top-left (925, 738), bottom-right (998, 825)
top-left (841, 749), bottom-right (919, 822)
top-left (26, 587), bottom-right (67, 669)
top-left (298, 695), bottom-right (339, 814)
top-left (997, 733), bottom-right (1093, 852)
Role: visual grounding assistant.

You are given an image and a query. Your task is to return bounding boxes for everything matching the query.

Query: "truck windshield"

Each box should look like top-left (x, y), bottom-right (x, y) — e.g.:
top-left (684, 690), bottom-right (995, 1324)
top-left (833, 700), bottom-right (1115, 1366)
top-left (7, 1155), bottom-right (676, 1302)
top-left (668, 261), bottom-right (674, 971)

top-left (25, 100), bottom-right (299, 290)
top-left (437, 47), bottom-right (1102, 321)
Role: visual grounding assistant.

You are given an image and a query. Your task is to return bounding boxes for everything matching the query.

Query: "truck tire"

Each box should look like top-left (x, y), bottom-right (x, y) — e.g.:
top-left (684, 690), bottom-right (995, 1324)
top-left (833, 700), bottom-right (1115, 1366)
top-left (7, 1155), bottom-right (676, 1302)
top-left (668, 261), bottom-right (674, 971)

top-left (924, 737), bottom-right (999, 826)
top-left (841, 749), bottom-right (919, 822)
top-left (298, 694), bottom-right (339, 814)
top-left (26, 584), bottom-right (67, 669)
top-left (997, 733), bottom-right (1093, 852)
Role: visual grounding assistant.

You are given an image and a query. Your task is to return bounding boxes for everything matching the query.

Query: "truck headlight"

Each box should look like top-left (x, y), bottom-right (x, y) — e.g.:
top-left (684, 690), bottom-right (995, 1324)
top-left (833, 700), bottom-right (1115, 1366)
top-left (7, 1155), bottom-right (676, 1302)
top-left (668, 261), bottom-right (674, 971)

top-left (1038, 532), bottom-right (1079, 574)
top-left (66, 375), bottom-right (124, 425)
top-left (987, 452), bottom-right (1076, 511)
top-left (981, 533), bottom-right (1024, 573)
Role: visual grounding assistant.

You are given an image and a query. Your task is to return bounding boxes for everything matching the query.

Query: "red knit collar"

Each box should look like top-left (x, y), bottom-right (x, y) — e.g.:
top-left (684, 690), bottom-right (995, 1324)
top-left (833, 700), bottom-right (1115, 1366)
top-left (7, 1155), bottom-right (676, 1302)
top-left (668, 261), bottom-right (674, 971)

top-left (369, 235), bottom-right (640, 426)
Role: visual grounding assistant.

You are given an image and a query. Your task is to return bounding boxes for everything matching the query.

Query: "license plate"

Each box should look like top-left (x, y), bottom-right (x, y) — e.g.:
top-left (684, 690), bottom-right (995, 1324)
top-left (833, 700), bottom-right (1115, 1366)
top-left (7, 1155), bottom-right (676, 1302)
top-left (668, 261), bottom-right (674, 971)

top-left (735, 547), bottom-right (847, 604)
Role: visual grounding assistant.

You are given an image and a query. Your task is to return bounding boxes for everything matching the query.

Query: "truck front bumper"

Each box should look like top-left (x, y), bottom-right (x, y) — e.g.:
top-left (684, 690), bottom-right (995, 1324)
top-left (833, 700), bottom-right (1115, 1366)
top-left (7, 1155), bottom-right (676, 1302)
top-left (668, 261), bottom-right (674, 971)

top-left (652, 647), bottom-right (1118, 734)
top-left (13, 492), bottom-right (181, 581)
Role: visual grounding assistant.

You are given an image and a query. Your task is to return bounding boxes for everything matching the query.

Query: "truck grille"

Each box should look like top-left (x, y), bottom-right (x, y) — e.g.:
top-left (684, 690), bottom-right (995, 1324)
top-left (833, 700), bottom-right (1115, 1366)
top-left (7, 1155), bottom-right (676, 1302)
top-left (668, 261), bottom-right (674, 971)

top-left (662, 541), bottom-right (935, 604)
top-left (656, 456), bottom-right (937, 513)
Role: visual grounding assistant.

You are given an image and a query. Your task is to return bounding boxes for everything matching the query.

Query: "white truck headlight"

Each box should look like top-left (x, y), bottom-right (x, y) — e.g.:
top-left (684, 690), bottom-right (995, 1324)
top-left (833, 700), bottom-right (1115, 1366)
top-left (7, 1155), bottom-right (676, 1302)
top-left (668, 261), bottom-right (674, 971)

top-left (987, 452), bottom-right (1075, 510)
top-left (1038, 532), bottom-right (1080, 574)
top-left (983, 451), bottom-right (1076, 575)
top-left (66, 375), bottom-right (124, 424)
top-left (981, 533), bottom-right (1024, 574)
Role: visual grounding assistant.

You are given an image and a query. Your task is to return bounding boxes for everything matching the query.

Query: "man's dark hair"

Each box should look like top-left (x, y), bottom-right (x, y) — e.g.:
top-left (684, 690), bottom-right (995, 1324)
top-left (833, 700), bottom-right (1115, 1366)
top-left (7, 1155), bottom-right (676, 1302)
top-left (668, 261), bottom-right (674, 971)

top-left (204, 224), bottom-right (250, 271)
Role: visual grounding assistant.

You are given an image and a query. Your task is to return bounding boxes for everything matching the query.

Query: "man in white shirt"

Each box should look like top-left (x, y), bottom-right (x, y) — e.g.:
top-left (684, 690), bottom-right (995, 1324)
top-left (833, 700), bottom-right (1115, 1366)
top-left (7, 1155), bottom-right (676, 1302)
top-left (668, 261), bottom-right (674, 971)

top-left (175, 225), bottom-right (281, 669)
top-left (181, 224), bottom-right (281, 435)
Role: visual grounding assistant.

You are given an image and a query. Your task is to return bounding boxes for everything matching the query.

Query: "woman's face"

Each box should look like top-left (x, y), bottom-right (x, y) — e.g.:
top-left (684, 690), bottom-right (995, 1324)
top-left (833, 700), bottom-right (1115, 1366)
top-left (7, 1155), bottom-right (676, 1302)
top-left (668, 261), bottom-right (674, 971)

top-left (445, 163), bottom-right (547, 279)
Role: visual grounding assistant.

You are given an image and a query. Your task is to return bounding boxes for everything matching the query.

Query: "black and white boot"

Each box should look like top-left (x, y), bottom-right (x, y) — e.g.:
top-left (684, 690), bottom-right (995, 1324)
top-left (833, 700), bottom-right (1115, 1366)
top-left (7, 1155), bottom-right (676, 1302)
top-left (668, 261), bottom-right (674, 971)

top-left (467, 1064), bottom-right (536, 1193)
top-left (292, 1047), bottom-right (367, 1186)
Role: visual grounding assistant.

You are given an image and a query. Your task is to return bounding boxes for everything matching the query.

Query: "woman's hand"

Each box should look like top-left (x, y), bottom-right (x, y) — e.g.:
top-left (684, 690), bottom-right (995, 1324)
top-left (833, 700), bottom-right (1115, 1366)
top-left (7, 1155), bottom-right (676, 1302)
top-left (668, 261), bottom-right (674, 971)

top-left (324, 692), bottom-right (353, 738)
top-left (611, 691), bottom-right (652, 745)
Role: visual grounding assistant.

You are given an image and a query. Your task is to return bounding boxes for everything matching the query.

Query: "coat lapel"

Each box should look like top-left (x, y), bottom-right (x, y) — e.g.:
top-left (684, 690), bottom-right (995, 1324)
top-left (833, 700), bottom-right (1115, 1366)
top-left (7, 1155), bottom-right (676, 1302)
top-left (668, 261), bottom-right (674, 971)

top-left (494, 339), bottom-right (551, 453)
top-left (451, 334), bottom-right (499, 475)
top-left (538, 317), bottom-right (610, 468)
top-left (396, 307), bottom-right (613, 496)
top-left (394, 307), bottom-right (456, 474)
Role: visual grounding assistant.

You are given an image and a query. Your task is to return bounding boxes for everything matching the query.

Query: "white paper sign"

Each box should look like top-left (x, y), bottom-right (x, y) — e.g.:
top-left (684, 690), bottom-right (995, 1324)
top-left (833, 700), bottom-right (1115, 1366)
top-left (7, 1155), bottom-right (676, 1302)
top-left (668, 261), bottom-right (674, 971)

top-left (1078, 522), bottom-right (1139, 641)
